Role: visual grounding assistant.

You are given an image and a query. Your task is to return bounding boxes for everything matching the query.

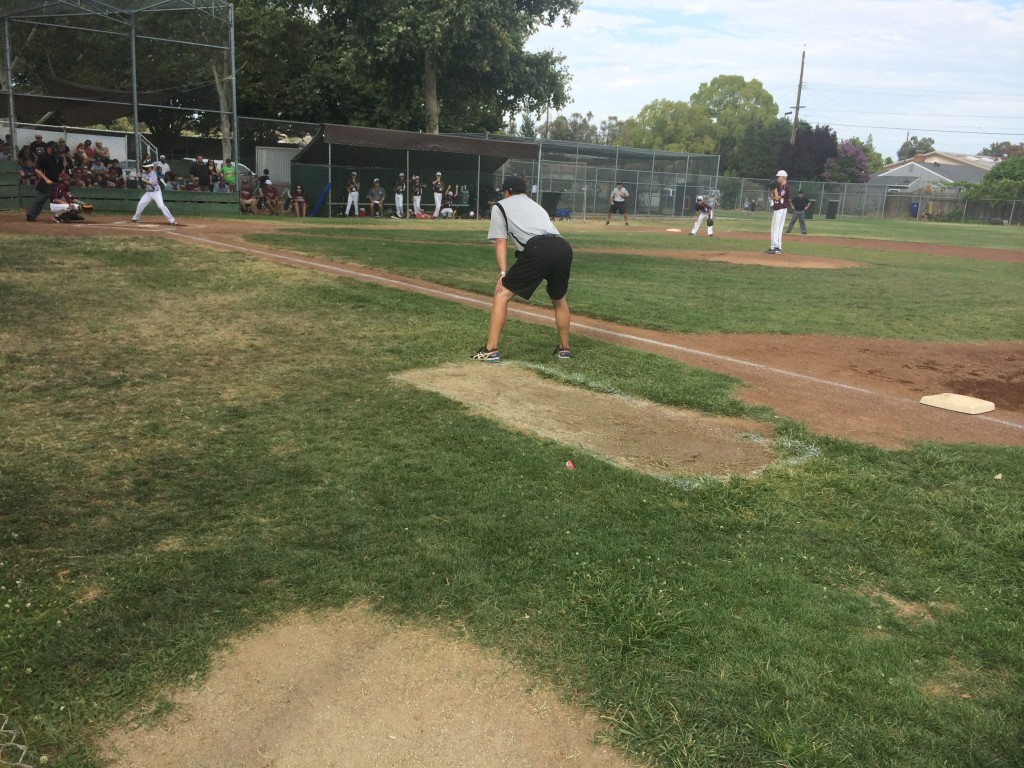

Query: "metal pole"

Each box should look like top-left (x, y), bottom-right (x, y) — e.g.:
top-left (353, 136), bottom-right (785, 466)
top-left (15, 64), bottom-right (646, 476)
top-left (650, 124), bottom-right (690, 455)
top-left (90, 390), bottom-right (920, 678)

top-left (4, 17), bottom-right (18, 158)
top-left (536, 138), bottom-right (543, 202)
top-left (229, 3), bottom-right (240, 186)
top-left (475, 152), bottom-right (480, 218)
top-left (129, 12), bottom-right (141, 163)
top-left (328, 141), bottom-right (332, 217)
top-left (790, 49), bottom-right (805, 145)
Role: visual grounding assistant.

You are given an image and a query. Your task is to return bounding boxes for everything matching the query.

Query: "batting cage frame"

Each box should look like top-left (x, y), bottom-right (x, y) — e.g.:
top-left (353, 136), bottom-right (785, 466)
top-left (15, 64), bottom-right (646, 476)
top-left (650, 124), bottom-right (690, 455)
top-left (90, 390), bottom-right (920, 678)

top-left (2, 0), bottom-right (238, 168)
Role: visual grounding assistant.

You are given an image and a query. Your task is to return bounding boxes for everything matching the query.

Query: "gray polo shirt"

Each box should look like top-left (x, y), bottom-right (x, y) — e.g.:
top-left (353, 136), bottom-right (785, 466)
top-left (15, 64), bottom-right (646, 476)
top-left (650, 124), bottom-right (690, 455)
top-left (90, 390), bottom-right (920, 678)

top-left (488, 194), bottom-right (560, 251)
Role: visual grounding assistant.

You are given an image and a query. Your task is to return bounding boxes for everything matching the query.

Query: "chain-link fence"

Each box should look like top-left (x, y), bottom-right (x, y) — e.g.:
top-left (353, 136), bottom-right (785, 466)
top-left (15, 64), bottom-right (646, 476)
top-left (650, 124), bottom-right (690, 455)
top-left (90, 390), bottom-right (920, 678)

top-left (2, 0), bottom-right (236, 165)
top-left (714, 176), bottom-right (1023, 225)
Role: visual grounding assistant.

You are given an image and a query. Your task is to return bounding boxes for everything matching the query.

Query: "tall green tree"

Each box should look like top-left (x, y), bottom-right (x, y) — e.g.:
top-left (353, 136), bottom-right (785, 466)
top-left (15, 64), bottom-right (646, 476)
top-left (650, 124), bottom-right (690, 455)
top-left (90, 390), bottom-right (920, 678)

top-left (547, 112), bottom-right (599, 143)
top-left (726, 118), bottom-right (790, 177)
top-left (979, 140), bottom-right (1024, 158)
top-left (963, 155), bottom-right (1024, 201)
top-left (324, 0), bottom-right (579, 134)
top-left (599, 115), bottom-right (625, 146)
top-left (776, 123), bottom-right (838, 180)
top-left (897, 135), bottom-right (935, 160)
top-left (623, 99), bottom-right (715, 153)
top-left (689, 75), bottom-right (779, 170)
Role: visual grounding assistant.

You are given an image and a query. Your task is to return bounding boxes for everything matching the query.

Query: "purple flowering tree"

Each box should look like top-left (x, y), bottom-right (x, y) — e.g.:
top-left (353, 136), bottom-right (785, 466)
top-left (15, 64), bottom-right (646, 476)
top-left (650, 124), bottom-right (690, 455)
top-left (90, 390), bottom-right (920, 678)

top-left (823, 141), bottom-right (871, 183)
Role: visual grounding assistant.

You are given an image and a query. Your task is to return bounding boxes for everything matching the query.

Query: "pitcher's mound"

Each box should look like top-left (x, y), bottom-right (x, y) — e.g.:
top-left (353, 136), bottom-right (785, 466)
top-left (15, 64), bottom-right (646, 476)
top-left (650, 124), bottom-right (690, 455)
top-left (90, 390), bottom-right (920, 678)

top-left (397, 363), bottom-right (773, 477)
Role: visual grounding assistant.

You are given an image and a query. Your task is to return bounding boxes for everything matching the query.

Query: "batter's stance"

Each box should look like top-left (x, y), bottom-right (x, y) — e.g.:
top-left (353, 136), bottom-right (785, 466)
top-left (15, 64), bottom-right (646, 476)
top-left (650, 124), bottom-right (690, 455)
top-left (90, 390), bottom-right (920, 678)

top-left (131, 161), bottom-right (177, 225)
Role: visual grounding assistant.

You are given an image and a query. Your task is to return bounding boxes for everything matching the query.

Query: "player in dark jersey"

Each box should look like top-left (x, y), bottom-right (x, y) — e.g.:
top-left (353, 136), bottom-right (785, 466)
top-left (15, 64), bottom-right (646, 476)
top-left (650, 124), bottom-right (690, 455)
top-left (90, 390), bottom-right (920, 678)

top-left (690, 195), bottom-right (714, 236)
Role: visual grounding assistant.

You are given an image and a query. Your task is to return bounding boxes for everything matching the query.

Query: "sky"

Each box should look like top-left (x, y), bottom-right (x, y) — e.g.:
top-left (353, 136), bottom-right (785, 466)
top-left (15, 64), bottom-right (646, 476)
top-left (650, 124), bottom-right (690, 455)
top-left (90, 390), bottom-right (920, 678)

top-left (526, 0), bottom-right (1024, 161)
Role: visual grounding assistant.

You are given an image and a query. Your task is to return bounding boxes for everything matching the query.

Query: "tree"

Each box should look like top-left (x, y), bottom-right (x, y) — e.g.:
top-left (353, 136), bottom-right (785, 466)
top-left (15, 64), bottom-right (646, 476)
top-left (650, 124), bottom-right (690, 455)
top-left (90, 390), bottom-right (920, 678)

top-left (326, 0), bottom-right (579, 134)
top-left (519, 114), bottom-right (538, 138)
top-left (599, 116), bottom-right (625, 146)
top-left (775, 123), bottom-right (838, 180)
top-left (727, 118), bottom-right (790, 178)
top-left (547, 112), bottom-right (599, 143)
top-left (897, 135), bottom-right (935, 160)
top-left (979, 141), bottom-right (1024, 158)
top-left (689, 75), bottom-right (779, 170)
top-left (847, 135), bottom-right (885, 173)
top-left (823, 140), bottom-right (870, 183)
top-left (623, 99), bottom-right (716, 153)
top-left (964, 155), bottom-right (1024, 201)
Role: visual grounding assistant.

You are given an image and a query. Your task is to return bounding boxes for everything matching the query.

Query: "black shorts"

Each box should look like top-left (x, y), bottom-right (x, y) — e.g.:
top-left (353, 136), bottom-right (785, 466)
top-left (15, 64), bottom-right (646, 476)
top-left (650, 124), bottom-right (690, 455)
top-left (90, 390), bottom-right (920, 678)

top-left (502, 235), bottom-right (573, 301)
top-left (609, 200), bottom-right (627, 214)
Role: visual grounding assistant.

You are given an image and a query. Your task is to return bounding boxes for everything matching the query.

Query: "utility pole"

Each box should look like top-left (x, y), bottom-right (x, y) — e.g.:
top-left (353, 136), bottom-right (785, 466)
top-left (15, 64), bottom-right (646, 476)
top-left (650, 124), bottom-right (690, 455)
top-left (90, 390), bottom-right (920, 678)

top-left (790, 48), bottom-right (805, 145)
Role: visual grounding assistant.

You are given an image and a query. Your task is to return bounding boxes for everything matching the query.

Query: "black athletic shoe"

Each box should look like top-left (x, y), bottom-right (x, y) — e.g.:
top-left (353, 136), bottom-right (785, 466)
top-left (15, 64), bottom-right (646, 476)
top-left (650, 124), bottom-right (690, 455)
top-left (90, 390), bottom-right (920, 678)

top-left (553, 346), bottom-right (571, 359)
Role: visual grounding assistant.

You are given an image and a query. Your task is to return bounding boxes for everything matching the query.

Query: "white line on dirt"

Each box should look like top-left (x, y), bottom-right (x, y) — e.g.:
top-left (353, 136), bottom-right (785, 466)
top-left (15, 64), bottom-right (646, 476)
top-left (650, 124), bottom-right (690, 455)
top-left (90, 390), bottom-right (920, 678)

top-left (168, 231), bottom-right (1024, 435)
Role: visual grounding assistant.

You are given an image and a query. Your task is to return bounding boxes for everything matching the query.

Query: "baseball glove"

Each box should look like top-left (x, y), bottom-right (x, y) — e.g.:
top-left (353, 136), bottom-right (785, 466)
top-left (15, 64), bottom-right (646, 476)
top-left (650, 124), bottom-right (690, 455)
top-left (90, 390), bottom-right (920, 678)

top-left (80, 204), bottom-right (95, 213)
top-left (707, 218), bottom-right (713, 227)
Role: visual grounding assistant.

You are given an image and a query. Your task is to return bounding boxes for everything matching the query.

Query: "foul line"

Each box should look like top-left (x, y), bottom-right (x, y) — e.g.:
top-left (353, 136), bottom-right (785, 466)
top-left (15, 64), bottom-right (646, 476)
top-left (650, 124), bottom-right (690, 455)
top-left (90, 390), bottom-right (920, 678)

top-left (169, 231), bottom-right (1024, 435)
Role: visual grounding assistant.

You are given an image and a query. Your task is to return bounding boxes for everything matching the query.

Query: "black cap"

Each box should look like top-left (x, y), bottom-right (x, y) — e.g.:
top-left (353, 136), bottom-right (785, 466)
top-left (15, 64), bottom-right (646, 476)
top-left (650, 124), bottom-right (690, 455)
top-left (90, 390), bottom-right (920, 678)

top-left (501, 175), bottom-right (527, 194)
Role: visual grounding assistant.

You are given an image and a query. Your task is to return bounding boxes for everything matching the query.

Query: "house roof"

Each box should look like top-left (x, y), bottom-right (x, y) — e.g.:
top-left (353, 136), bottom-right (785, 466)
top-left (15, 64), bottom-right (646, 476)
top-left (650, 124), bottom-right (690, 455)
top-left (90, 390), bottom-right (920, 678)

top-left (883, 151), bottom-right (997, 174)
top-left (294, 124), bottom-right (539, 175)
top-left (875, 161), bottom-right (984, 185)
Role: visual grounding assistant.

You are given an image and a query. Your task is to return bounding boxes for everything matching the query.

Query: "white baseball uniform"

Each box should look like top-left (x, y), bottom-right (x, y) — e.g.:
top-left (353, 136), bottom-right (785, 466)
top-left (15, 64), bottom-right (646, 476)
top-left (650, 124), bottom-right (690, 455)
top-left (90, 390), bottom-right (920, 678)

top-left (132, 169), bottom-right (176, 224)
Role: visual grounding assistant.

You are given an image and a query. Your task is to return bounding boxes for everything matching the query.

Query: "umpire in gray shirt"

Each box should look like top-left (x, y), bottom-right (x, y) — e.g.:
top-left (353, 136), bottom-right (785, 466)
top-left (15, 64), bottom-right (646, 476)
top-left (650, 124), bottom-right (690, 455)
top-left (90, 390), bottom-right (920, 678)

top-left (471, 175), bottom-right (574, 362)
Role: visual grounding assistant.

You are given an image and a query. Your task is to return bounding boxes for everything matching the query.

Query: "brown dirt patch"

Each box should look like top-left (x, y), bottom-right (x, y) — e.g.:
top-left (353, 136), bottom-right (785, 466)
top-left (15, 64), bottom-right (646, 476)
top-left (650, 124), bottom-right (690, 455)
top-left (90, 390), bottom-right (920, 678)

top-left (103, 604), bottom-right (641, 768)
top-left (396, 363), bottom-right (773, 477)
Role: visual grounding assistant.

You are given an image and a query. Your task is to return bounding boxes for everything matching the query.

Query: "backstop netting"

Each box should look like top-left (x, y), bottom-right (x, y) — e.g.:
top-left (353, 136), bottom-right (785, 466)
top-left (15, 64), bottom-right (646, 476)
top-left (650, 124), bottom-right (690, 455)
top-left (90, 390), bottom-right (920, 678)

top-left (2, 0), bottom-right (236, 165)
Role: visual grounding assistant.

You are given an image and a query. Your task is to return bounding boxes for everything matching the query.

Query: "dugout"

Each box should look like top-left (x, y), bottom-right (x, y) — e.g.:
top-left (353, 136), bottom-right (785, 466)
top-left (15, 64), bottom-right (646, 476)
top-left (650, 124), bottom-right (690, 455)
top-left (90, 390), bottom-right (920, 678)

top-left (291, 124), bottom-right (540, 217)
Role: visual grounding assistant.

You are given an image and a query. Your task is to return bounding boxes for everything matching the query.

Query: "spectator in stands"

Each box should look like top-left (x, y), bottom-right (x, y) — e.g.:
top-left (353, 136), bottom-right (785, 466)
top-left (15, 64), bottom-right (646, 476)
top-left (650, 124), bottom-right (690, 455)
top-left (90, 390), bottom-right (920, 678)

top-left (157, 154), bottom-right (171, 177)
top-left (258, 168), bottom-right (271, 188)
top-left (94, 141), bottom-right (111, 160)
top-left (221, 158), bottom-right (237, 192)
top-left (29, 133), bottom-right (47, 158)
top-left (190, 155), bottom-right (211, 191)
top-left (19, 155), bottom-right (37, 185)
top-left (367, 178), bottom-right (385, 217)
top-left (108, 159), bottom-right (126, 188)
top-left (0, 134), bottom-right (11, 161)
top-left (292, 184), bottom-right (308, 217)
top-left (83, 140), bottom-right (95, 162)
top-left (58, 143), bottom-right (74, 174)
top-left (262, 180), bottom-right (283, 214)
top-left (89, 156), bottom-right (107, 180)
top-left (206, 159), bottom-right (222, 192)
top-left (70, 168), bottom-right (87, 188)
top-left (239, 181), bottom-right (258, 214)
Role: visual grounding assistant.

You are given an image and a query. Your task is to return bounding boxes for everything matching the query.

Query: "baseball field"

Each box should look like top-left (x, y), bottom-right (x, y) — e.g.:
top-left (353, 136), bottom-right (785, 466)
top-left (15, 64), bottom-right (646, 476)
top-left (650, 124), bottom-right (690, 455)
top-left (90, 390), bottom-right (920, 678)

top-left (1, 210), bottom-right (1022, 767)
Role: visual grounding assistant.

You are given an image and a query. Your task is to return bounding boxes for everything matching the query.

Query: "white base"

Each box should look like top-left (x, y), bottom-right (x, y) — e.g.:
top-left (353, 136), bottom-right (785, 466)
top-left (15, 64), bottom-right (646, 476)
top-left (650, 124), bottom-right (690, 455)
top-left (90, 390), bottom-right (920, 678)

top-left (920, 393), bottom-right (995, 415)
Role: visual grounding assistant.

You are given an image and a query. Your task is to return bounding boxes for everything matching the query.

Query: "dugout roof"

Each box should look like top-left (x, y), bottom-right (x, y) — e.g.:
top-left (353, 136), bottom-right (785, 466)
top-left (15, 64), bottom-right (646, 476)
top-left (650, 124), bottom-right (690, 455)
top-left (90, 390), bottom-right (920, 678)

top-left (294, 124), bottom-right (540, 175)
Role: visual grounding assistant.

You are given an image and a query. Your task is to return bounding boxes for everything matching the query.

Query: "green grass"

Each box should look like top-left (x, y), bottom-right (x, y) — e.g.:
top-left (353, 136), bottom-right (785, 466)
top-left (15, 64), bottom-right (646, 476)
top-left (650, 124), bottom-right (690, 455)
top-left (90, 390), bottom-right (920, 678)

top-left (248, 222), bottom-right (1024, 341)
top-left (1, 228), bottom-right (1023, 767)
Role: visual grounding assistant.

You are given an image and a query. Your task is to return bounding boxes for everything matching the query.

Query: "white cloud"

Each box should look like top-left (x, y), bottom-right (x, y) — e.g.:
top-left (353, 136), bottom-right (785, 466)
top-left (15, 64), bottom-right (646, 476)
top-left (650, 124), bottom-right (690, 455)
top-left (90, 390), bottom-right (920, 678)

top-left (528, 0), bottom-right (1024, 157)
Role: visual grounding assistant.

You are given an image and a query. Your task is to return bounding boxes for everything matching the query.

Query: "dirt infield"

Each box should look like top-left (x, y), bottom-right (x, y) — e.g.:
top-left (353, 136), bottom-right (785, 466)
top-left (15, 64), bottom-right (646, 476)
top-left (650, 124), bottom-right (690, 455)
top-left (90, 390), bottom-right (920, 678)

top-left (3, 212), bottom-right (1022, 448)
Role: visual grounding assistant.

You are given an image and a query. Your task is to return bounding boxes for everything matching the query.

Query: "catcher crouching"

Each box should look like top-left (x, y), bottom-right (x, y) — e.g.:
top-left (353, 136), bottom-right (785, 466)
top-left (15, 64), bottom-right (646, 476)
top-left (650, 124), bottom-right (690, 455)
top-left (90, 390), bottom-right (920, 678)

top-left (50, 173), bottom-right (93, 222)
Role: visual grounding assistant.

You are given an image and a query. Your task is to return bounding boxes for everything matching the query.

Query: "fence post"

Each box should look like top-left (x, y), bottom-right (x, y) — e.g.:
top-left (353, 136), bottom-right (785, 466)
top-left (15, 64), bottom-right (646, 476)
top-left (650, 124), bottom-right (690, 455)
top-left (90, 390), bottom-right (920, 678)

top-left (4, 17), bottom-right (17, 157)
top-left (130, 11), bottom-right (142, 163)
top-left (961, 200), bottom-right (967, 223)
